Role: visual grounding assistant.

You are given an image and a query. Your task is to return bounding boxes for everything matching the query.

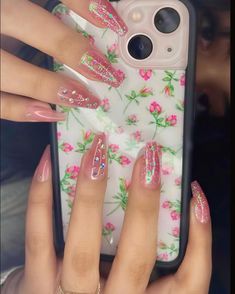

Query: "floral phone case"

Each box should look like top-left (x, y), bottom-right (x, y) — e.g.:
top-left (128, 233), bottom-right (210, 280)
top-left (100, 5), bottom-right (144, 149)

top-left (48, 0), bottom-right (196, 269)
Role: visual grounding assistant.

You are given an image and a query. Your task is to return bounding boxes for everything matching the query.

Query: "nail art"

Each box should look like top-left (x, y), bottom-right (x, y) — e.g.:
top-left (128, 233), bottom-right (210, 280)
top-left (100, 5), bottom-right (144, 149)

top-left (35, 146), bottom-right (51, 182)
top-left (89, 133), bottom-right (106, 180)
top-left (79, 50), bottom-right (125, 87)
top-left (57, 86), bottom-right (100, 108)
top-left (89, 0), bottom-right (128, 36)
top-left (191, 181), bottom-right (210, 223)
top-left (25, 105), bottom-right (66, 122)
top-left (141, 142), bottom-right (161, 189)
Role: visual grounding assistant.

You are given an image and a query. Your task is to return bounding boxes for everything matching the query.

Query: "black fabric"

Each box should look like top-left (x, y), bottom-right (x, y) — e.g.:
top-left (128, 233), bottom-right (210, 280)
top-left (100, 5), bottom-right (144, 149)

top-left (192, 107), bottom-right (231, 294)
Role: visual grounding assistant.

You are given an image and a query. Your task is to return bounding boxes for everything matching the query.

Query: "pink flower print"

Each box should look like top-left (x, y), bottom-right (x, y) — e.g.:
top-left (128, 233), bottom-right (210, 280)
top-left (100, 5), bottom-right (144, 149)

top-left (57, 131), bottom-right (61, 140)
top-left (109, 144), bottom-right (119, 153)
top-left (105, 222), bottom-right (115, 232)
top-left (61, 142), bottom-right (73, 153)
top-left (124, 179), bottom-right (131, 191)
top-left (162, 200), bottom-right (172, 209)
top-left (119, 155), bottom-right (131, 166)
top-left (166, 115), bottom-right (177, 126)
top-left (66, 165), bottom-right (80, 179)
top-left (175, 176), bottom-right (182, 186)
top-left (115, 70), bottom-right (126, 82)
top-left (139, 87), bottom-right (153, 97)
top-left (171, 210), bottom-right (180, 221)
top-left (108, 43), bottom-right (118, 54)
top-left (88, 35), bottom-right (95, 45)
top-left (162, 166), bottom-right (173, 175)
top-left (84, 130), bottom-right (92, 141)
top-left (100, 98), bottom-right (110, 112)
top-left (67, 185), bottom-right (76, 199)
top-left (139, 69), bottom-right (153, 81)
top-left (131, 130), bottom-right (142, 143)
top-left (127, 114), bottom-right (139, 125)
top-left (172, 227), bottom-right (180, 238)
top-left (164, 85), bottom-right (171, 96)
top-left (149, 101), bottom-right (162, 114)
top-left (180, 74), bottom-right (185, 86)
top-left (157, 253), bottom-right (169, 261)
top-left (115, 126), bottom-right (124, 134)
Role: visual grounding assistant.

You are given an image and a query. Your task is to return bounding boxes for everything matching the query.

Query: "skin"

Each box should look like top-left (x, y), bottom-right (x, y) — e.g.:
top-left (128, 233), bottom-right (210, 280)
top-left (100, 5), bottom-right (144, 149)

top-left (1, 145), bottom-right (212, 294)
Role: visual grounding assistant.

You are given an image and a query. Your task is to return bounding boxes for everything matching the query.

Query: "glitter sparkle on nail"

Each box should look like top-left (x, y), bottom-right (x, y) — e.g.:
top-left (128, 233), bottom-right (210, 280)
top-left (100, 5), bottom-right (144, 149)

top-left (57, 87), bottom-right (100, 109)
top-left (91, 134), bottom-right (106, 180)
top-left (88, 0), bottom-right (128, 36)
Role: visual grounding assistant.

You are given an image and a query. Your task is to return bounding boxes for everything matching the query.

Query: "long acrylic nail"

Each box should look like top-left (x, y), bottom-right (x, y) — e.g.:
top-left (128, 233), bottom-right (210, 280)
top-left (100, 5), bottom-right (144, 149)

top-left (34, 146), bottom-right (51, 182)
top-left (25, 105), bottom-right (66, 122)
top-left (86, 133), bottom-right (106, 180)
top-left (57, 85), bottom-right (101, 108)
top-left (191, 181), bottom-right (210, 223)
top-left (79, 50), bottom-right (125, 87)
top-left (141, 142), bottom-right (161, 189)
top-left (89, 0), bottom-right (128, 36)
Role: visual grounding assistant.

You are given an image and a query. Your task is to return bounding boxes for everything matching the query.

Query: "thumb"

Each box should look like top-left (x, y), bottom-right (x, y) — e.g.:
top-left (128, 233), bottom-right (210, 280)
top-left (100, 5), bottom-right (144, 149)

top-left (176, 181), bottom-right (212, 293)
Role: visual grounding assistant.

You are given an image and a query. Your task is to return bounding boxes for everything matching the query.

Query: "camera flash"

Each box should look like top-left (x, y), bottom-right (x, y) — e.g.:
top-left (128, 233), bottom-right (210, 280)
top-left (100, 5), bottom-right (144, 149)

top-left (131, 10), bottom-right (142, 22)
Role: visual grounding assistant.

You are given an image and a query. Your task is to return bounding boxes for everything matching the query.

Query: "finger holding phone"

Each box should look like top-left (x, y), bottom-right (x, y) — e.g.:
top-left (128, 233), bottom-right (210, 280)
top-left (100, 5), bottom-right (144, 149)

top-left (1, 141), bottom-right (211, 294)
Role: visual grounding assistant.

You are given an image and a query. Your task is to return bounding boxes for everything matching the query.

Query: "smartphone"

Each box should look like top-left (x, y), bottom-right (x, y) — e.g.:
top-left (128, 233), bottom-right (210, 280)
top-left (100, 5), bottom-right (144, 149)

top-left (47, 0), bottom-right (196, 271)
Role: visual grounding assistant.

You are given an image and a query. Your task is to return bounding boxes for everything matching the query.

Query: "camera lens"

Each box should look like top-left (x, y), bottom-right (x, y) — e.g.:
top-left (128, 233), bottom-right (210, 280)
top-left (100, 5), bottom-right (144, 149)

top-left (128, 35), bottom-right (153, 60)
top-left (154, 8), bottom-right (180, 33)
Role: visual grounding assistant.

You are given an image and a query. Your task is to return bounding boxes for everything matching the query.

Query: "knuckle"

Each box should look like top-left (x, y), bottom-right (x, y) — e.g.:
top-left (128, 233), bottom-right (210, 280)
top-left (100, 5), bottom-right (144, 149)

top-left (115, 251), bottom-right (151, 284)
top-left (70, 250), bottom-right (96, 277)
top-left (26, 233), bottom-right (48, 255)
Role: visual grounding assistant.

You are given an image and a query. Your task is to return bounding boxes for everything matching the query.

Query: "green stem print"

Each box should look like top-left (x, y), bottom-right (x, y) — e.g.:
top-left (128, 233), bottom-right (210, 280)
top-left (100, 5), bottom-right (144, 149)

top-left (53, 62), bottom-right (64, 72)
top-left (161, 70), bottom-right (179, 97)
top-left (52, 3), bottom-right (69, 18)
top-left (106, 178), bottom-right (129, 216)
top-left (75, 24), bottom-right (95, 45)
top-left (107, 145), bottom-right (131, 166)
top-left (102, 222), bottom-right (116, 245)
top-left (124, 87), bottom-right (153, 113)
top-left (75, 130), bottom-right (95, 154)
top-left (148, 102), bottom-right (178, 140)
top-left (59, 106), bottom-right (84, 130)
top-left (101, 28), bottom-right (108, 38)
top-left (158, 241), bottom-right (179, 257)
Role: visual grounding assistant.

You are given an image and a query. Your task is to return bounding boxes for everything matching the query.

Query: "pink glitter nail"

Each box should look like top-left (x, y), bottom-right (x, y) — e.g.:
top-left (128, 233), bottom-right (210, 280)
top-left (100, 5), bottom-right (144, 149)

top-left (89, 133), bottom-right (106, 180)
top-left (191, 181), bottom-right (210, 224)
top-left (79, 50), bottom-right (125, 87)
top-left (57, 86), bottom-right (100, 109)
top-left (141, 142), bottom-right (161, 189)
top-left (89, 0), bottom-right (128, 36)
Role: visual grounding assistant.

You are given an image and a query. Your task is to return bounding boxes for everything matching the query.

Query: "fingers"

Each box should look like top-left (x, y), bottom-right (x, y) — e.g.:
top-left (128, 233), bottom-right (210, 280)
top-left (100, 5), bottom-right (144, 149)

top-left (63, 0), bottom-right (128, 36)
top-left (2, 0), bottom-right (125, 87)
top-left (176, 181), bottom-right (212, 293)
top-left (105, 142), bottom-right (161, 294)
top-left (0, 92), bottom-right (66, 122)
top-left (61, 133), bottom-right (107, 292)
top-left (1, 50), bottom-right (101, 109)
top-left (24, 146), bottom-right (57, 293)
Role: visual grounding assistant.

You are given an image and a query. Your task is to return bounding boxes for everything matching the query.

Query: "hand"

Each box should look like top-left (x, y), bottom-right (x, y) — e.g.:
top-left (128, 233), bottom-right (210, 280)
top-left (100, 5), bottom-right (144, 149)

top-left (1, 0), bottom-right (127, 122)
top-left (2, 134), bottom-right (211, 293)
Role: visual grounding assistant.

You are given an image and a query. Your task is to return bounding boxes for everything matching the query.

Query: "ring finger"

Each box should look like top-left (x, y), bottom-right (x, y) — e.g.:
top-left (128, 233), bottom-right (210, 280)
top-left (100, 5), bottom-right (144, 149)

top-left (61, 133), bottom-right (107, 292)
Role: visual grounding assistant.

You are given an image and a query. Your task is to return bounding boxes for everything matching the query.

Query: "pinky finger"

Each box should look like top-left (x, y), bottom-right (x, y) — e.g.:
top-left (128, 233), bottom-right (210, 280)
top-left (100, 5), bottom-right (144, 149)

top-left (0, 92), bottom-right (66, 122)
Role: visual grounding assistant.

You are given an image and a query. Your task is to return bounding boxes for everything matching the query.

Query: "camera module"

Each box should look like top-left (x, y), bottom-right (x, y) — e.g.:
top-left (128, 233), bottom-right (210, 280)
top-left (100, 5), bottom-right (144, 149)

top-left (128, 34), bottom-right (153, 60)
top-left (154, 7), bottom-right (180, 34)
